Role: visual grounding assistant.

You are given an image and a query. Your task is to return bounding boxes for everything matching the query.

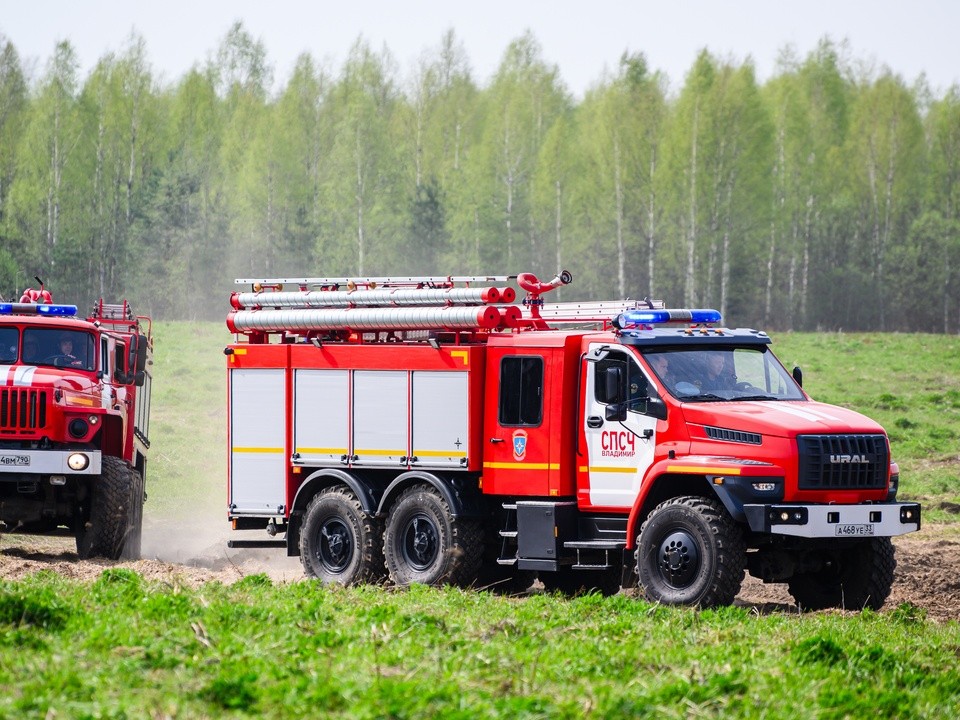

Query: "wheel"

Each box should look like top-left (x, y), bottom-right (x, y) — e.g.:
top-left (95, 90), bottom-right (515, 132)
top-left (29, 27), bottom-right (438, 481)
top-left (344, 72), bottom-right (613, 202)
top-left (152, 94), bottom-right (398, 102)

top-left (787, 537), bottom-right (896, 611)
top-left (119, 468), bottom-right (144, 560)
top-left (636, 496), bottom-right (746, 607)
top-left (383, 484), bottom-right (483, 588)
top-left (540, 567), bottom-right (622, 597)
top-left (76, 457), bottom-right (142, 560)
top-left (299, 486), bottom-right (385, 585)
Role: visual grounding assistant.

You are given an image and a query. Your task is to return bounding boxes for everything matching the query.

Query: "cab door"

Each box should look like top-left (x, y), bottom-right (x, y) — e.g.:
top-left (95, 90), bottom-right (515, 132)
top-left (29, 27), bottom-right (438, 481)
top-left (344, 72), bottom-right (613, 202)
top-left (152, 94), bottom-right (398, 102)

top-left (580, 345), bottom-right (658, 509)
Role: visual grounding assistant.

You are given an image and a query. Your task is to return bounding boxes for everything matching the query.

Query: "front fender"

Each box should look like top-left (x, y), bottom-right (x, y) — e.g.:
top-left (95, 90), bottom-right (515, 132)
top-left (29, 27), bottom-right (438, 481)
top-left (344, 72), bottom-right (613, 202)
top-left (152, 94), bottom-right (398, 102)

top-left (625, 456), bottom-right (785, 547)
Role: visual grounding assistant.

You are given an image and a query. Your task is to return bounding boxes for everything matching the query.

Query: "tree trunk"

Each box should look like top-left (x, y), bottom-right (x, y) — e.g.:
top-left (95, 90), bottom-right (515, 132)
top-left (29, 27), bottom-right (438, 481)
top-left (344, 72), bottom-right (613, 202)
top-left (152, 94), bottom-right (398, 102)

top-left (684, 100), bottom-right (699, 307)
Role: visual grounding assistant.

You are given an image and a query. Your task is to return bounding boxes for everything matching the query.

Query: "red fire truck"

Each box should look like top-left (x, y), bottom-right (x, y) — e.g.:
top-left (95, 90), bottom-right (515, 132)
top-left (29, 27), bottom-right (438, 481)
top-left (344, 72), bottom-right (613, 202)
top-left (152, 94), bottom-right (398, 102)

top-left (225, 270), bottom-right (920, 609)
top-left (0, 283), bottom-right (152, 559)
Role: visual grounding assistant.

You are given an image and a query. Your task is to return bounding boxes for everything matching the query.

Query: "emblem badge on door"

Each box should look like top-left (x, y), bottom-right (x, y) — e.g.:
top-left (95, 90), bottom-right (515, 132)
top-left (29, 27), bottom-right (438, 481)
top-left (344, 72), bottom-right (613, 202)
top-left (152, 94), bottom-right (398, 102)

top-left (512, 429), bottom-right (527, 460)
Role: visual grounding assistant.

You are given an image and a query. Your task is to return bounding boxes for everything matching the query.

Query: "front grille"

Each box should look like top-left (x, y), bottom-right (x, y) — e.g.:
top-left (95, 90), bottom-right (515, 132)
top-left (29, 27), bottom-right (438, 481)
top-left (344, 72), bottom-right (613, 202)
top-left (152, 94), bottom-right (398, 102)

top-left (704, 426), bottom-right (762, 444)
top-left (0, 389), bottom-right (47, 434)
top-left (797, 434), bottom-right (888, 490)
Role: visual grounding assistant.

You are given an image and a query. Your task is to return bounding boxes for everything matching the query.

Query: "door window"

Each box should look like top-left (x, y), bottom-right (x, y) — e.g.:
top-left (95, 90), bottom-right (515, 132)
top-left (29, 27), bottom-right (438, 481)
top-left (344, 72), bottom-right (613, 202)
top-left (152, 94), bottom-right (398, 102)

top-left (498, 356), bottom-right (543, 426)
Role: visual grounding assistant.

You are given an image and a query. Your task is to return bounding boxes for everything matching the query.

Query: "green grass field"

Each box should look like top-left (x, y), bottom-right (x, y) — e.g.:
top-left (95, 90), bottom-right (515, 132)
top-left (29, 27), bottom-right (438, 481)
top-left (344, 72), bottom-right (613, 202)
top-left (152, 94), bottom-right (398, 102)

top-left (1, 325), bottom-right (959, 718)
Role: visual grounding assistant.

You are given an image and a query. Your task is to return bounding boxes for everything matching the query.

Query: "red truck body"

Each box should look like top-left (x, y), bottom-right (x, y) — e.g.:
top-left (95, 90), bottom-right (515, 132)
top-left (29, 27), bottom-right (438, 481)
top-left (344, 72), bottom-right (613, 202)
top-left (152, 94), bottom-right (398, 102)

top-left (225, 271), bottom-right (919, 608)
top-left (0, 293), bottom-right (152, 559)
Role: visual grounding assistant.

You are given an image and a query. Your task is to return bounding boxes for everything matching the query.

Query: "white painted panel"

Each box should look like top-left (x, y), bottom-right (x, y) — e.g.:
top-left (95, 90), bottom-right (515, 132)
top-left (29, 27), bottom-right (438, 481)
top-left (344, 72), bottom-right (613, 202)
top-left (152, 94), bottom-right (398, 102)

top-left (230, 368), bottom-right (286, 514)
top-left (412, 372), bottom-right (469, 468)
top-left (294, 369), bottom-right (349, 464)
top-left (353, 370), bottom-right (408, 467)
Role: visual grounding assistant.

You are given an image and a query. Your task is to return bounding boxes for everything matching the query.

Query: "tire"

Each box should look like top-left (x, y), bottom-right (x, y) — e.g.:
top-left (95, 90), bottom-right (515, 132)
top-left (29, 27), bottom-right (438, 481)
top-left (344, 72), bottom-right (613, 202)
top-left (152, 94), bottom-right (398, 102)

top-left (540, 567), bottom-right (622, 597)
top-left (120, 468), bottom-right (144, 560)
top-left (787, 537), bottom-right (896, 611)
top-left (299, 487), bottom-right (386, 585)
top-left (383, 484), bottom-right (483, 588)
top-left (636, 496), bottom-right (746, 607)
top-left (76, 457), bottom-right (142, 560)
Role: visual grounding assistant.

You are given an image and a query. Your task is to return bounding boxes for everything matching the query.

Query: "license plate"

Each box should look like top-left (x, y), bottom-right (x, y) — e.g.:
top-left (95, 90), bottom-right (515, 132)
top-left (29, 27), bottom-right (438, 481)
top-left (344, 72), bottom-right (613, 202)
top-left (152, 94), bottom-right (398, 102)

top-left (835, 523), bottom-right (874, 537)
top-left (0, 454), bottom-right (30, 467)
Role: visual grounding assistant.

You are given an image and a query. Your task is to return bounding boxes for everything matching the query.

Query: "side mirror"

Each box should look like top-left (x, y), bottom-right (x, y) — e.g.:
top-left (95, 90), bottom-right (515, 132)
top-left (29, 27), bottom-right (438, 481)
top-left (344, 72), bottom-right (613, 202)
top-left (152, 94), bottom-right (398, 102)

top-left (131, 334), bottom-right (148, 373)
top-left (604, 366), bottom-right (623, 403)
top-left (605, 402), bottom-right (627, 422)
top-left (646, 397), bottom-right (668, 421)
top-left (792, 366), bottom-right (803, 388)
top-left (134, 370), bottom-right (146, 387)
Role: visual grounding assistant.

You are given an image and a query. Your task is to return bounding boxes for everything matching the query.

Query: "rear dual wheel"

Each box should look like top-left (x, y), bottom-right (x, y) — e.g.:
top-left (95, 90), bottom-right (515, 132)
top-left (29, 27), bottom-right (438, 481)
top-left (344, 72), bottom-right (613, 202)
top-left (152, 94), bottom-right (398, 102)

top-left (383, 484), bottom-right (483, 588)
top-left (300, 487), bottom-right (386, 585)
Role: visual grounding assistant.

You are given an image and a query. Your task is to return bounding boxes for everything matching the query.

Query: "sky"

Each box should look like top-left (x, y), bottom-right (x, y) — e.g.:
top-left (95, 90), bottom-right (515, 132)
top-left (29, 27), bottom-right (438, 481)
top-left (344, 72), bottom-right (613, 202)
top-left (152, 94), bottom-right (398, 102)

top-left (1, 0), bottom-right (958, 98)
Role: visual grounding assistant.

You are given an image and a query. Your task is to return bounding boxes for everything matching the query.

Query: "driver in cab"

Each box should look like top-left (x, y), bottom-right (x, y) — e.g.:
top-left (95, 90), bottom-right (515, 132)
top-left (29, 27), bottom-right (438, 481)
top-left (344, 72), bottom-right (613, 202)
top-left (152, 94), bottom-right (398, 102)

top-left (54, 334), bottom-right (84, 368)
top-left (699, 353), bottom-right (735, 393)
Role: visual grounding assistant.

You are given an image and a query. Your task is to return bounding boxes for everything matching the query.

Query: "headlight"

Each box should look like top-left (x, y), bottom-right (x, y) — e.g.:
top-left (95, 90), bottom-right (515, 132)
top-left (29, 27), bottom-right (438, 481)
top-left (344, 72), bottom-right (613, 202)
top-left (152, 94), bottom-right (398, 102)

top-left (67, 453), bottom-right (89, 471)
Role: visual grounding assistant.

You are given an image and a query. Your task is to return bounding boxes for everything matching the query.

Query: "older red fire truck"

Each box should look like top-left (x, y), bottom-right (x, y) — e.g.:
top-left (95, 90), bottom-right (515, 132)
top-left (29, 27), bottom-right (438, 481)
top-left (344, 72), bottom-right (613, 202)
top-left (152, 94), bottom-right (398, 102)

top-left (0, 283), bottom-right (152, 559)
top-left (225, 270), bottom-right (920, 609)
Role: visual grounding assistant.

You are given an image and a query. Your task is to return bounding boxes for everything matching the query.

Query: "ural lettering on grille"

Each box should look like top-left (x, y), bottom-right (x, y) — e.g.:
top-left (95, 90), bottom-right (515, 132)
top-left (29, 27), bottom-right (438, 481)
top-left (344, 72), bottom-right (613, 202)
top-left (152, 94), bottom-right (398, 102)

top-left (796, 434), bottom-right (887, 490)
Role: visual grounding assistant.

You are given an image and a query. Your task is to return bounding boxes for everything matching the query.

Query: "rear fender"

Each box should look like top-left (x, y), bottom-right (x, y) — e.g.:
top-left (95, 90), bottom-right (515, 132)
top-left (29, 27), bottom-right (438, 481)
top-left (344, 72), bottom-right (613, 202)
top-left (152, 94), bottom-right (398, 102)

top-left (287, 469), bottom-right (381, 557)
top-left (376, 471), bottom-right (486, 519)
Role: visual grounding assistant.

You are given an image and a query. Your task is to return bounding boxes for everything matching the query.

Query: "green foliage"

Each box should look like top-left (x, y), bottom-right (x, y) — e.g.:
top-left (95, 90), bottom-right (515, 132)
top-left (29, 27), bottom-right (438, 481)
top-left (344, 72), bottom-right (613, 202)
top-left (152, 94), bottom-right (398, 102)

top-left (0, 575), bottom-right (959, 718)
top-left (1, 27), bottom-right (959, 331)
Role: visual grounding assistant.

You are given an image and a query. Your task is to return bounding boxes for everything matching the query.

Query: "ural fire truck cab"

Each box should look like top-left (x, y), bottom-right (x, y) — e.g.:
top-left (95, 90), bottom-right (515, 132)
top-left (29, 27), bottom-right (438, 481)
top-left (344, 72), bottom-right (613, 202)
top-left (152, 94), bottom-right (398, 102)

top-left (0, 286), bottom-right (152, 559)
top-left (225, 271), bottom-right (920, 609)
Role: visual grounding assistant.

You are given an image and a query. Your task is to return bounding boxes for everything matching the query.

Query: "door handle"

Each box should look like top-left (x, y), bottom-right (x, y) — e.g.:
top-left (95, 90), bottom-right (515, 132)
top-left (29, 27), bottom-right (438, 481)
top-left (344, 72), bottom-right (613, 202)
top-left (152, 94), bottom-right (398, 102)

top-left (489, 437), bottom-right (504, 443)
top-left (587, 416), bottom-right (604, 428)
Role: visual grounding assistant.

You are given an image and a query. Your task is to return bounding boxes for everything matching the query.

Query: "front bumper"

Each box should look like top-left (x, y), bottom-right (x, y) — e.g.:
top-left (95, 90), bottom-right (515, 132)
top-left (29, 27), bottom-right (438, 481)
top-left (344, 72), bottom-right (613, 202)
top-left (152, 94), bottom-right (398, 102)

top-left (0, 449), bottom-right (102, 476)
top-left (743, 502), bottom-right (921, 538)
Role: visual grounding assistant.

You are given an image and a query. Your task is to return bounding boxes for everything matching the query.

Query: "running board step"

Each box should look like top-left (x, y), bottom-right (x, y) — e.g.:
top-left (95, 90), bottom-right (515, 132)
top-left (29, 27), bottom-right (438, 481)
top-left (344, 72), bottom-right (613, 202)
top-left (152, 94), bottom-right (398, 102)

top-left (563, 540), bottom-right (626, 550)
top-left (227, 539), bottom-right (286, 549)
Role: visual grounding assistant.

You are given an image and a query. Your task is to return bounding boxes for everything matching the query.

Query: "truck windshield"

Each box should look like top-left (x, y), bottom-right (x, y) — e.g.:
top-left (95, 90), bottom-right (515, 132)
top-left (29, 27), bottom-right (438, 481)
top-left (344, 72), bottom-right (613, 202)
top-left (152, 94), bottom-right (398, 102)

top-left (644, 347), bottom-right (804, 402)
top-left (21, 328), bottom-right (95, 371)
top-left (0, 327), bottom-right (17, 363)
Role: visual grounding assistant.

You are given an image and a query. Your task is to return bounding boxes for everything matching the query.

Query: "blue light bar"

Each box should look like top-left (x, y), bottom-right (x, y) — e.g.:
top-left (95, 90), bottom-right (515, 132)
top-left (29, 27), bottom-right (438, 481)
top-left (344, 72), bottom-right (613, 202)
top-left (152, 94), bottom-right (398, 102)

top-left (0, 303), bottom-right (78, 317)
top-left (615, 308), bottom-right (722, 328)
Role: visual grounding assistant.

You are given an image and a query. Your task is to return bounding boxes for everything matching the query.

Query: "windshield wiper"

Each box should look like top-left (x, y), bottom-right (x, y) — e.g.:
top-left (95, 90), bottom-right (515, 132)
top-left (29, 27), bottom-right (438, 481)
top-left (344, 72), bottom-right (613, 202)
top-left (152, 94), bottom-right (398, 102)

top-left (682, 393), bottom-right (727, 402)
top-left (735, 394), bottom-right (780, 401)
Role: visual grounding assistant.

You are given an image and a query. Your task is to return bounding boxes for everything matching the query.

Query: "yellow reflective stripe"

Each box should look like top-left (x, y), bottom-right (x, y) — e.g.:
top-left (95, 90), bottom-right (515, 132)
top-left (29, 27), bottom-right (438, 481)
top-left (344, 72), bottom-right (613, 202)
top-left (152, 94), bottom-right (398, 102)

top-left (583, 466), bottom-right (637, 474)
top-left (451, 350), bottom-right (468, 366)
top-left (233, 446), bottom-right (284, 454)
top-left (667, 465), bottom-right (742, 475)
top-left (415, 450), bottom-right (468, 458)
top-left (296, 447), bottom-right (347, 455)
top-left (483, 462), bottom-right (559, 471)
top-left (355, 448), bottom-right (406, 456)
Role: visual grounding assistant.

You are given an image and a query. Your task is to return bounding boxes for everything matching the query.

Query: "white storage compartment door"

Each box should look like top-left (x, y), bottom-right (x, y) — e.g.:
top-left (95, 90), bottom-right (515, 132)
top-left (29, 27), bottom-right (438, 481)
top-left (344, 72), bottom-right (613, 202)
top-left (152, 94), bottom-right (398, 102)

top-left (229, 368), bottom-right (286, 515)
top-left (294, 369), bottom-right (349, 465)
top-left (353, 370), bottom-right (408, 467)
top-left (412, 371), bottom-right (469, 468)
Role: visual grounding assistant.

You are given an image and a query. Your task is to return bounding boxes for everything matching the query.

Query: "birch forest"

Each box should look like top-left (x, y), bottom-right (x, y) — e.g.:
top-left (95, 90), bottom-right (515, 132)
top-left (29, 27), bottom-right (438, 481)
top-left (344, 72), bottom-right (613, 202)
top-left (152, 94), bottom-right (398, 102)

top-left (0, 24), bottom-right (958, 331)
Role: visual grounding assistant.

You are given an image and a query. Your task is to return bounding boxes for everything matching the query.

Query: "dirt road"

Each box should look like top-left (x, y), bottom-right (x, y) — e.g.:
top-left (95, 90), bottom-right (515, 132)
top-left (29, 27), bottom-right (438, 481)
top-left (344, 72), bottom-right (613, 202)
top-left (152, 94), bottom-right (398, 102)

top-left (2, 522), bottom-right (957, 621)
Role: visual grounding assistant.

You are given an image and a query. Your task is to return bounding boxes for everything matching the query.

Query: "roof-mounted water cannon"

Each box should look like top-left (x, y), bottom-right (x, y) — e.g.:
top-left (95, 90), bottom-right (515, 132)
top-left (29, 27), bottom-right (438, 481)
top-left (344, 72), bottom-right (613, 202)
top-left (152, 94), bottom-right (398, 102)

top-left (19, 276), bottom-right (54, 305)
top-left (613, 308), bottom-right (722, 332)
top-left (517, 270), bottom-right (573, 329)
top-left (2, 277), bottom-right (77, 317)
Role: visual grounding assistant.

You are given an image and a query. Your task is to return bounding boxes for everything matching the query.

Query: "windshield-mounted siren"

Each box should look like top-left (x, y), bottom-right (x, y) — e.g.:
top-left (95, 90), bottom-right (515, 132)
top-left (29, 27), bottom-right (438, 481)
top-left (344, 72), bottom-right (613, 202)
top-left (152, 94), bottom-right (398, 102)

top-left (613, 308), bottom-right (721, 331)
top-left (0, 302), bottom-right (78, 317)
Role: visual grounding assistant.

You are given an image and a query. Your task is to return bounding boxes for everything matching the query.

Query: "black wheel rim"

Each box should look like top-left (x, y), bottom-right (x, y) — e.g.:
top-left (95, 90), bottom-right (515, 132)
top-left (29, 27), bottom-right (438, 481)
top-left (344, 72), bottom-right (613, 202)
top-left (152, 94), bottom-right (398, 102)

top-left (401, 514), bottom-right (439, 571)
top-left (656, 529), bottom-right (701, 588)
top-left (318, 517), bottom-right (353, 573)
